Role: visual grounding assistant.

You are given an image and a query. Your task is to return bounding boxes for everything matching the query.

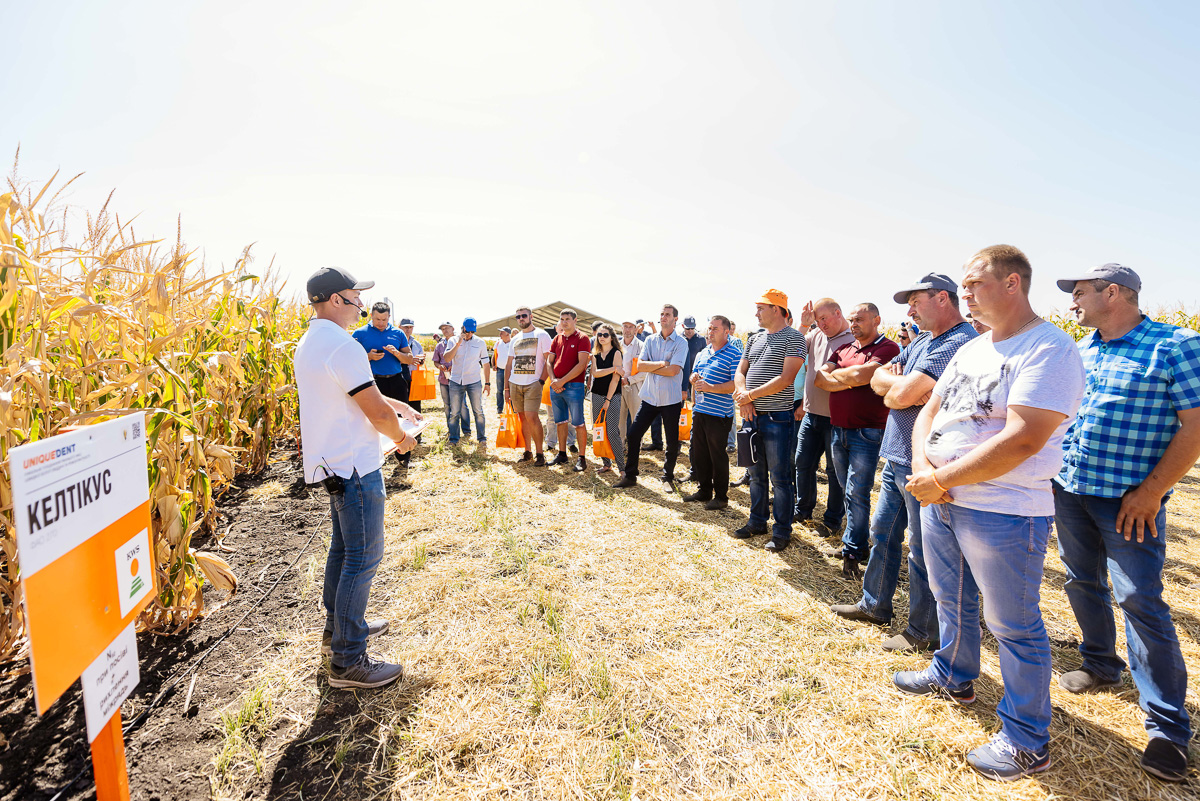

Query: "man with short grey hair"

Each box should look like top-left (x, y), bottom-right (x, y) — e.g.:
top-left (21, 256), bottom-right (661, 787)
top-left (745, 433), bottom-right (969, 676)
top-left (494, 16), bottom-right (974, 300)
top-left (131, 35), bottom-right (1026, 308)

top-left (618, 319), bottom-right (644, 447)
top-left (793, 299), bottom-right (853, 531)
top-left (1053, 263), bottom-right (1199, 782)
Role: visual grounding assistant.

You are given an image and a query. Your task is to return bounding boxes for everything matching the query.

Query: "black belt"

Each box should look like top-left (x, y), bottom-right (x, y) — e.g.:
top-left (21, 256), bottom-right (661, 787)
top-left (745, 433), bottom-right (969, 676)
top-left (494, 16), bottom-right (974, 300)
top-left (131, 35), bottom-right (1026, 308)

top-left (376, 372), bottom-right (402, 379)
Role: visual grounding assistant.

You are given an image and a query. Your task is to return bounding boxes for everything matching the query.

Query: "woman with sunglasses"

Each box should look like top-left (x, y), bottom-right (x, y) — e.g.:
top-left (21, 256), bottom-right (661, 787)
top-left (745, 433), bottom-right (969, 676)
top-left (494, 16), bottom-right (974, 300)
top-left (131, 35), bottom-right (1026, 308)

top-left (589, 324), bottom-right (626, 475)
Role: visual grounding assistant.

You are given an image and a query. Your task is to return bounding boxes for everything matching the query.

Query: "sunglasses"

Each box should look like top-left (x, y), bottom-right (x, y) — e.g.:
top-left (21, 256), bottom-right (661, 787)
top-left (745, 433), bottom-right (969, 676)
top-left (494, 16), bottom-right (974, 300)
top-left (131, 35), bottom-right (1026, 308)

top-left (515, 313), bottom-right (530, 319)
top-left (597, 332), bottom-right (611, 338)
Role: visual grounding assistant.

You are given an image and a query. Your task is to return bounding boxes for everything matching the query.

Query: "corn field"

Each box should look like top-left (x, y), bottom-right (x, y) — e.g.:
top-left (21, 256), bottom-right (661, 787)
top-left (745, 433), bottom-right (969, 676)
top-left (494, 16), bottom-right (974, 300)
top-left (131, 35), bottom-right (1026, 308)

top-left (1, 166), bottom-right (306, 663)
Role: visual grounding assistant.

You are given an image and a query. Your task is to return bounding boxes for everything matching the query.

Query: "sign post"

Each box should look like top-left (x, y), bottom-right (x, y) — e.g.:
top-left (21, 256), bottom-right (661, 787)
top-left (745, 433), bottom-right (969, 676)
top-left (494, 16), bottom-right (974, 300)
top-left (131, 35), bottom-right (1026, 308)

top-left (9, 413), bottom-right (155, 800)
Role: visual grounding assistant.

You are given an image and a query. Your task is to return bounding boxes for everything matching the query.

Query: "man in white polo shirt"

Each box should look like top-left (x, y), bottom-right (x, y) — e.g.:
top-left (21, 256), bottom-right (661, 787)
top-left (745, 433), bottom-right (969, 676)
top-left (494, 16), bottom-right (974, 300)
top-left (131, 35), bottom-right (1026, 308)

top-left (295, 267), bottom-right (422, 690)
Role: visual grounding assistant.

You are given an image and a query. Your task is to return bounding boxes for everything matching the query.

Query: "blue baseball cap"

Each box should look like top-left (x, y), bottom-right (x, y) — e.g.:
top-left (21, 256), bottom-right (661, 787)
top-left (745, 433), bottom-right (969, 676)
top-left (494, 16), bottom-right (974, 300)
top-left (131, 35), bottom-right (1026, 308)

top-left (462, 317), bottom-right (478, 332)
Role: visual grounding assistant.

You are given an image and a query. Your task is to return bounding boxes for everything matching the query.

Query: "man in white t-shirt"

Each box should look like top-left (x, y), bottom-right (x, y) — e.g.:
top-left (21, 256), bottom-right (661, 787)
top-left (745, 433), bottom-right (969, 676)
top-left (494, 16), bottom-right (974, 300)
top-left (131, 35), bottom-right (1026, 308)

top-left (295, 267), bottom-right (423, 690)
top-left (504, 305), bottom-right (553, 466)
top-left (895, 245), bottom-right (1085, 781)
top-left (492, 327), bottom-right (513, 414)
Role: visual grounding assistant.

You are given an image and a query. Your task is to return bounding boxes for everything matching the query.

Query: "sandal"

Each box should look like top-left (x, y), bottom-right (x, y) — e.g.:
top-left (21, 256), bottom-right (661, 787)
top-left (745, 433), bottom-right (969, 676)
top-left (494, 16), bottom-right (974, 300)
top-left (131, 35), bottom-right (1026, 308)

top-left (598, 465), bottom-right (612, 474)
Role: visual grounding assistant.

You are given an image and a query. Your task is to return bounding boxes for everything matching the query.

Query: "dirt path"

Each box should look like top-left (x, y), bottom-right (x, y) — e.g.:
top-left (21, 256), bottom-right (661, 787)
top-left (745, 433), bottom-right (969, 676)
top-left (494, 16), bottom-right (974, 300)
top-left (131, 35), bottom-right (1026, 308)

top-left (0, 448), bottom-right (343, 801)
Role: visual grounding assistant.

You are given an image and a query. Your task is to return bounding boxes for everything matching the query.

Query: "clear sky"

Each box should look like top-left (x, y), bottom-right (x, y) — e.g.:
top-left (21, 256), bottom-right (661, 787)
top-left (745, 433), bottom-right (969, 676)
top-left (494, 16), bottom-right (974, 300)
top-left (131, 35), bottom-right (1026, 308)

top-left (6, 0), bottom-right (1198, 331)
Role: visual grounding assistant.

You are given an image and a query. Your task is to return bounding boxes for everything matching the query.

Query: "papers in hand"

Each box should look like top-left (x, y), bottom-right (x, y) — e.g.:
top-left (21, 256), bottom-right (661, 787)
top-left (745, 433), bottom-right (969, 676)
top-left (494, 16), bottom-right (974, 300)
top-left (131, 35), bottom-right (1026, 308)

top-left (399, 417), bottom-right (429, 438)
top-left (382, 416), bottom-right (428, 456)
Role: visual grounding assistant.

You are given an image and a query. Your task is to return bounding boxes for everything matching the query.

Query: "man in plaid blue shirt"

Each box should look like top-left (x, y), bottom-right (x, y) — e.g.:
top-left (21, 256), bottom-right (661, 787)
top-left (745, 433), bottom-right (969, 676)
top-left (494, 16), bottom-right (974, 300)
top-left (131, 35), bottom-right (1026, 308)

top-left (1054, 263), bottom-right (1200, 783)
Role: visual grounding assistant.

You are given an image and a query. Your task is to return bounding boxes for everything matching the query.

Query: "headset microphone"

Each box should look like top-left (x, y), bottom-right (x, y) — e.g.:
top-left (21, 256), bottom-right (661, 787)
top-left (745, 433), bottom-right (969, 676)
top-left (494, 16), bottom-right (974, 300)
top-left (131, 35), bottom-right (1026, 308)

top-left (360, 309), bottom-right (368, 319)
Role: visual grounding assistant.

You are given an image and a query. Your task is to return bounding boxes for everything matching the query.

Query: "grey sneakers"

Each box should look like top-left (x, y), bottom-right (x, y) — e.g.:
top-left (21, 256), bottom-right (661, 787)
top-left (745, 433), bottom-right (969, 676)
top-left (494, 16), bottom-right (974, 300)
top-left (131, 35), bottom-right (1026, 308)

top-left (321, 618), bottom-right (390, 656)
top-left (966, 734), bottom-right (1050, 781)
top-left (1058, 668), bottom-right (1121, 694)
top-left (328, 652), bottom-right (404, 689)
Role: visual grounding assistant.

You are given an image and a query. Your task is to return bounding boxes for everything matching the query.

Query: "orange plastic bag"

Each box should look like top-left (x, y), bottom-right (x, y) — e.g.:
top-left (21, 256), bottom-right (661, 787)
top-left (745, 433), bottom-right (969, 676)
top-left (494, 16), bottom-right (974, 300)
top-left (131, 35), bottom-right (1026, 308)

top-left (592, 410), bottom-right (614, 460)
top-left (678, 401), bottom-right (692, 442)
top-left (541, 379), bottom-right (552, 406)
top-left (495, 402), bottom-right (525, 449)
top-left (409, 364), bottom-right (437, 401)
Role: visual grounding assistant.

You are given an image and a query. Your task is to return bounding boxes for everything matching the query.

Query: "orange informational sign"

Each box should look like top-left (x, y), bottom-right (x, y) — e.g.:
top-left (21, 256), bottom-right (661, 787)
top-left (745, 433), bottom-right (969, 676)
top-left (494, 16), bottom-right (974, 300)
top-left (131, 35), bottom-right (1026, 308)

top-left (10, 413), bottom-right (155, 715)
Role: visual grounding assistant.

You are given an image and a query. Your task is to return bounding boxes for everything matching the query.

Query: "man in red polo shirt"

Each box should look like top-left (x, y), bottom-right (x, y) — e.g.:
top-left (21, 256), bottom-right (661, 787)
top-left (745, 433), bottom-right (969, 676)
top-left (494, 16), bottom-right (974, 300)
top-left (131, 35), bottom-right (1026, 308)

top-left (545, 309), bottom-right (593, 472)
top-left (815, 303), bottom-right (900, 577)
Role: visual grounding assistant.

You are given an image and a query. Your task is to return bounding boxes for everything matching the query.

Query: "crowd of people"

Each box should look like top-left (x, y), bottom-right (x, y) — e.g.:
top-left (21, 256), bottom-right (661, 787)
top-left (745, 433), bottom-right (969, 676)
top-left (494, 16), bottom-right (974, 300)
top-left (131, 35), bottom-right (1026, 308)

top-left (294, 245), bottom-right (1198, 784)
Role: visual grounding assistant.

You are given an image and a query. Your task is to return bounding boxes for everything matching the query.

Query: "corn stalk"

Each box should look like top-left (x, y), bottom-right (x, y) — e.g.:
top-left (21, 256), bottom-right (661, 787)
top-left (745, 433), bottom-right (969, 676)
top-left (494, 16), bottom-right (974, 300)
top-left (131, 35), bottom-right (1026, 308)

top-left (1, 166), bottom-right (304, 661)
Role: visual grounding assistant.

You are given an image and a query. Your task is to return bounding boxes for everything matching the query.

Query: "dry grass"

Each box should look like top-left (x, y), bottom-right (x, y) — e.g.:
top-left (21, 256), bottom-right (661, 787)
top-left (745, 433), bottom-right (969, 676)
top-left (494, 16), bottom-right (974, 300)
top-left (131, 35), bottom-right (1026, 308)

top-left (209, 396), bottom-right (1199, 800)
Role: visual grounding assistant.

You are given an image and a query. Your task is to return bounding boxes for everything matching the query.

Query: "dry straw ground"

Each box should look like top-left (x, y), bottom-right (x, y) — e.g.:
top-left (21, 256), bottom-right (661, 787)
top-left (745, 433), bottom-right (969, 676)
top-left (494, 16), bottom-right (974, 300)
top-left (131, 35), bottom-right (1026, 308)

top-left (209, 395), bottom-right (1199, 801)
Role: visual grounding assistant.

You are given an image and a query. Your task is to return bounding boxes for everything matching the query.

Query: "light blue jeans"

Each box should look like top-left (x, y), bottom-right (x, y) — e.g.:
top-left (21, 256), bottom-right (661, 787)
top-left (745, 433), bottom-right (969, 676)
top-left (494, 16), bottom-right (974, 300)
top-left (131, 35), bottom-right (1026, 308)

top-left (923, 503), bottom-right (1053, 752)
top-left (323, 469), bottom-right (386, 669)
top-left (831, 426), bottom-right (883, 561)
top-left (1054, 486), bottom-right (1191, 746)
top-left (858, 460), bottom-right (937, 642)
top-left (448, 380), bottom-right (486, 442)
top-left (550, 381), bottom-right (587, 426)
top-left (440, 383), bottom-right (470, 438)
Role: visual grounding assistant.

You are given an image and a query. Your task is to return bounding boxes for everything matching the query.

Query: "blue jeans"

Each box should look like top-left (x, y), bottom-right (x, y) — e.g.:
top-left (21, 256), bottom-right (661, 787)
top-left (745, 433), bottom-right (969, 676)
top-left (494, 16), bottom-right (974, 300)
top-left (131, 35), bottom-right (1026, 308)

top-left (448, 380), bottom-right (485, 442)
top-left (748, 411), bottom-right (796, 543)
top-left (858, 460), bottom-right (938, 641)
top-left (789, 403), bottom-right (801, 476)
top-left (440, 383), bottom-right (470, 437)
top-left (794, 413), bottom-right (845, 526)
top-left (550, 381), bottom-right (587, 427)
top-left (1054, 487), bottom-right (1191, 746)
top-left (831, 426), bottom-right (883, 561)
top-left (323, 469), bottom-right (386, 669)
top-left (495, 367), bottom-right (505, 413)
top-left (923, 503), bottom-right (1053, 752)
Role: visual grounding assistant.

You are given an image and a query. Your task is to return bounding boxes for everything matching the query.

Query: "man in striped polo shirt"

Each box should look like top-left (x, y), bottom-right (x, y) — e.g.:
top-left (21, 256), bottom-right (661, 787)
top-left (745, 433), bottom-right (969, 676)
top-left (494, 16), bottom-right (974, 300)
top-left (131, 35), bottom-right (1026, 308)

top-left (831, 274), bottom-right (976, 650)
top-left (732, 290), bottom-right (808, 551)
top-left (683, 315), bottom-right (741, 510)
top-left (1054, 264), bottom-right (1199, 782)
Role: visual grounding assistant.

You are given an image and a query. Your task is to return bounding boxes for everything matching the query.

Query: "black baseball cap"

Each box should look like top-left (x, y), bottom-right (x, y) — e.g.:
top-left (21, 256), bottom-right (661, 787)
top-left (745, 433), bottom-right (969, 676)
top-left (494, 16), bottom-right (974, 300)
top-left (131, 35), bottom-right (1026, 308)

top-left (306, 267), bottom-right (374, 303)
